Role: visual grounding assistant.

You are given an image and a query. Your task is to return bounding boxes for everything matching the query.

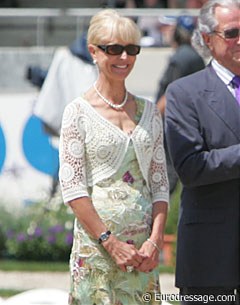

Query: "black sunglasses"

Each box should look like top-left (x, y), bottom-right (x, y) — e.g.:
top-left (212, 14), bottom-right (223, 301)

top-left (213, 28), bottom-right (240, 40)
top-left (97, 44), bottom-right (141, 56)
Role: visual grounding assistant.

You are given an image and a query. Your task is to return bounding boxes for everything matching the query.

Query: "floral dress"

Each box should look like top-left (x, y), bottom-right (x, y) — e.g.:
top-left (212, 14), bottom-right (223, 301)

top-left (59, 97), bottom-right (169, 305)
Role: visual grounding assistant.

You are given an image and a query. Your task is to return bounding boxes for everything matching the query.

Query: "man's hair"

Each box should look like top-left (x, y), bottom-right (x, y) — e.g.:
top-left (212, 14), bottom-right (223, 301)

top-left (173, 15), bottom-right (196, 46)
top-left (191, 0), bottom-right (240, 58)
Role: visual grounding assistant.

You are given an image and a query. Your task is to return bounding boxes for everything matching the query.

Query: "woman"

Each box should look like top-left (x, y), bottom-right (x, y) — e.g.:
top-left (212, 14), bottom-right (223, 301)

top-left (59, 9), bottom-right (169, 305)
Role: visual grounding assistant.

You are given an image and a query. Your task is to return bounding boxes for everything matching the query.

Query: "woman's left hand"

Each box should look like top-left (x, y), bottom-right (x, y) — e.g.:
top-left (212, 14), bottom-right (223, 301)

top-left (136, 201), bottom-right (167, 273)
top-left (135, 239), bottom-right (161, 273)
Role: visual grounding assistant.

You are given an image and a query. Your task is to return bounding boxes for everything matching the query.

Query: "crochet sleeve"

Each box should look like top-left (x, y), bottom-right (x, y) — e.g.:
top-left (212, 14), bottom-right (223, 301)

top-left (150, 106), bottom-right (169, 204)
top-left (59, 101), bottom-right (89, 204)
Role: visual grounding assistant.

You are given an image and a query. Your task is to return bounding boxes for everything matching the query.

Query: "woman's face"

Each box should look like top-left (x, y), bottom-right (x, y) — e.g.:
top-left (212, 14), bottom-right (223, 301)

top-left (89, 36), bottom-right (139, 82)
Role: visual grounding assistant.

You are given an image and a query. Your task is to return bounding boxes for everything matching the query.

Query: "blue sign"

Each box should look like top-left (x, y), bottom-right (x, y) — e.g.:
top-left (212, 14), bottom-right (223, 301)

top-left (22, 115), bottom-right (59, 178)
top-left (0, 124), bottom-right (6, 173)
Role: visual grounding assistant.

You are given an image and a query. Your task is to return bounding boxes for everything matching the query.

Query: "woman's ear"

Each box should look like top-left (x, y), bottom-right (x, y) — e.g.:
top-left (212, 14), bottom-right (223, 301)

top-left (88, 44), bottom-right (97, 64)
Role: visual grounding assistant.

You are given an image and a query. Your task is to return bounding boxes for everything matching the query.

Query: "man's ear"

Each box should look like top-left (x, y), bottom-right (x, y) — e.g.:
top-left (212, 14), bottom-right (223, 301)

top-left (202, 32), bottom-right (212, 50)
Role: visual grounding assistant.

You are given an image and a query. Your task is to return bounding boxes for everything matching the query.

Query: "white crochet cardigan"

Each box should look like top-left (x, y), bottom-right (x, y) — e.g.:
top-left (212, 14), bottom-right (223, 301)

top-left (59, 96), bottom-right (169, 205)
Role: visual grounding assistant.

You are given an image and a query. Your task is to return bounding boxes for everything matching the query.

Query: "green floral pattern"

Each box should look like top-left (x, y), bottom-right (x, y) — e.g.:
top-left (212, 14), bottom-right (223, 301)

top-left (68, 99), bottom-right (161, 304)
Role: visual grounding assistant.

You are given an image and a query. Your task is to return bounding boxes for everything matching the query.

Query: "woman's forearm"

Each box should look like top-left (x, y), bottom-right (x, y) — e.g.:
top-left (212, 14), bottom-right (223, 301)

top-left (69, 196), bottom-right (108, 240)
top-left (149, 201), bottom-right (168, 249)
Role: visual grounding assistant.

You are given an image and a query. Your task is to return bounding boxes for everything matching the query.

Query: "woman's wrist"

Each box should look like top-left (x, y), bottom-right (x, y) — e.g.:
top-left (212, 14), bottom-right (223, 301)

top-left (146, 238), bottom-right (162, 252)
top-left (98, 230), bottom-right (112, 244)
top-left (147, 233), bottom-right (164, 249)
top-left (101, 234), bottom-right (117, 251)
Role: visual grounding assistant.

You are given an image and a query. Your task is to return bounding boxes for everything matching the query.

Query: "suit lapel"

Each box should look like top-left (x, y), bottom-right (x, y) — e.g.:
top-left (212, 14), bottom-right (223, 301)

top-left (205, 66), bottom-right (240, 141)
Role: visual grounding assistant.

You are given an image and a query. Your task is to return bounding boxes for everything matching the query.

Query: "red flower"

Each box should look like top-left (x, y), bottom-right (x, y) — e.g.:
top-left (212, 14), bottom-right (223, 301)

top-left (126, 239), bottom-right (135, 245)
top-left (123, 171), bottom-right (134, 184)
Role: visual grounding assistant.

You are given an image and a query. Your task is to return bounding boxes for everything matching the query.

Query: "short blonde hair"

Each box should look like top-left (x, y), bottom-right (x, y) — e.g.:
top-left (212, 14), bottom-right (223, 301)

top-left (87, 9), bottom-right (141, 46)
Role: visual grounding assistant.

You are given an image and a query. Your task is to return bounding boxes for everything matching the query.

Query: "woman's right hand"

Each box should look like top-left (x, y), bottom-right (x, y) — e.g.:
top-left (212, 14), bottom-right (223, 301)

top-left (102, 235), bottom-right (146, 272)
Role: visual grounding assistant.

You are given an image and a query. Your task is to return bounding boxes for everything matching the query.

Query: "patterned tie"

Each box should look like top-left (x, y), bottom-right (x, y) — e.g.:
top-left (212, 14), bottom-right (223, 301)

top-left (231, 75), bottom-right (240, 105)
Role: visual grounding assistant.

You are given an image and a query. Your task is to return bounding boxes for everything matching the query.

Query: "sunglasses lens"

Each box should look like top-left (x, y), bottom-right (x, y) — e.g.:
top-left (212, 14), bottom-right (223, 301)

top-left (99, 44), bottom-right (141, 55)
top-left (107, 45), bottom-right (123, 55)
top-left (125, 45), bottom-right (141, 55)
top-left (224, 28), bottom-right (239, 39)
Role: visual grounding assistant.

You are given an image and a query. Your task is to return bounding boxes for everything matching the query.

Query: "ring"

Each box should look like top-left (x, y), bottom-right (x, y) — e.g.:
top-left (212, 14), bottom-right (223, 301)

top-left (126, 265), bottom-right (134, 273)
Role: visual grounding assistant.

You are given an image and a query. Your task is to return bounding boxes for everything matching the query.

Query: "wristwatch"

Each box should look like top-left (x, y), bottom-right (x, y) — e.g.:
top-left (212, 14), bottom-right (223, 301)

top-left (98, 230), bottom-right (111, 244)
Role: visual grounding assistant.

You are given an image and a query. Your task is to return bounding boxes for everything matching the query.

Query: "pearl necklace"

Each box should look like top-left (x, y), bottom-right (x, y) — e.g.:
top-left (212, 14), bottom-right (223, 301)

top-left (93, 82), bottom-right (128, 110)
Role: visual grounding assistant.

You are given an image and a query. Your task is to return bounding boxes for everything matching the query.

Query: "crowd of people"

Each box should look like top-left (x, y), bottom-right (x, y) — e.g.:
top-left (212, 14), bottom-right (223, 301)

top-left (0, 0), bottom-right (207, 8)
top-left (101, 0), bottom-right (207, 9)
top-left (33, 0), bottom-right (240, 304)
top-left (103, 0), bottom-right (209, 47)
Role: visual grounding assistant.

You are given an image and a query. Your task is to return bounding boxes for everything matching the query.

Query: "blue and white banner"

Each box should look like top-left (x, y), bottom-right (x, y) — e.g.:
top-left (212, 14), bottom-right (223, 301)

top-left (0, 92), bottom-right (59, 209)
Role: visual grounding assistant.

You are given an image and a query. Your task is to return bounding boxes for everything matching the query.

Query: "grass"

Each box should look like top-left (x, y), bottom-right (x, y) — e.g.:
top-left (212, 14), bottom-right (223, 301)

top-left (0, 260), bottom-right (175, 299)
top-left (160, 264), bottom-right (175, 273)
top-left (0, 259), bottom-right (174, 273)
top-left (0, 289), bottom-right (24, 298)
top-left (0, 259), bottom-right (69, 272)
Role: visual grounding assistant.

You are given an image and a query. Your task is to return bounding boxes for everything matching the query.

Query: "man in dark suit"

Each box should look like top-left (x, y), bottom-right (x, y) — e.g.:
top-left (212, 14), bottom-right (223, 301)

top-left (165, 0), bottom-right (240, 303)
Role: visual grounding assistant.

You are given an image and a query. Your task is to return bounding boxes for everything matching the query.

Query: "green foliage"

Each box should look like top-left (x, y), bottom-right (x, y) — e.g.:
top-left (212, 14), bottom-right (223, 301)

top-left (162, 183), bottom-right (181, 267)
top-left (0, 196), bottom-right (74, 262)
top-left (0, 226), bottom-right (6, 257)
top-left (0, 184), bottom-right (181, 264)
top-left (165, 183), bottom-right (181, 235)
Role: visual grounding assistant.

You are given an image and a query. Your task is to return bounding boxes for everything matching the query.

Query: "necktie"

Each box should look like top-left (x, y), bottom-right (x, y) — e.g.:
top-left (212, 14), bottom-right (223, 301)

top-left (231, 75), bottom-right (240, 105)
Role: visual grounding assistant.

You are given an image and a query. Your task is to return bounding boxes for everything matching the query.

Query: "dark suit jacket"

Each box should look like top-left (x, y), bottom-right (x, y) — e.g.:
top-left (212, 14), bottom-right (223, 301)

top-left (165, 64), bottom-right (240, 288)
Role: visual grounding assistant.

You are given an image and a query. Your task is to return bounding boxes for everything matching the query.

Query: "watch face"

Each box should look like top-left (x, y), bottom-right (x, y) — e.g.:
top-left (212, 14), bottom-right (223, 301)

top-left (101, 233), bottom-right (109, 241)
top-left (99, 231), bottom-right (111, 243)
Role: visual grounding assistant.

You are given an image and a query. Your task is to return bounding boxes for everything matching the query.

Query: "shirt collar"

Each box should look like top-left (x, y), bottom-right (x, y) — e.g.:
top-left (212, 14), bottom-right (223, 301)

top-left (211, 59), bottom-right (235, 86)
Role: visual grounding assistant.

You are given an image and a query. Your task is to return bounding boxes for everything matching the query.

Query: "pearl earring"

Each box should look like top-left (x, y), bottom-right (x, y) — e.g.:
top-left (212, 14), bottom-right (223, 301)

top-left (93, 59), bottom-right (97, 64)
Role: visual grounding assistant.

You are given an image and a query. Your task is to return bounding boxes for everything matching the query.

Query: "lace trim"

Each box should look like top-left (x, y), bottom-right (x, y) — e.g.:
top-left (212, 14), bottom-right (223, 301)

top-left (59, 96), bottom-right (169, 204)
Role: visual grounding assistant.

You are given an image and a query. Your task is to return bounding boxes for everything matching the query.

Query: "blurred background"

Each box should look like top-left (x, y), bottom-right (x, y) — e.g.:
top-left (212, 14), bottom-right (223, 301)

top-left (0, 0), bottom-right (204, 303)
top-left (0, 0), bottom-right (201, 206)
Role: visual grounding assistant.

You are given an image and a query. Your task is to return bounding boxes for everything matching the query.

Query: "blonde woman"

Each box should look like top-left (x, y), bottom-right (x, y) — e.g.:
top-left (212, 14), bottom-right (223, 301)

top-left (59, 9), bottom-right (169, 305)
